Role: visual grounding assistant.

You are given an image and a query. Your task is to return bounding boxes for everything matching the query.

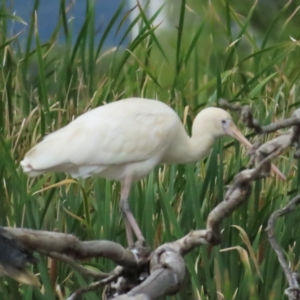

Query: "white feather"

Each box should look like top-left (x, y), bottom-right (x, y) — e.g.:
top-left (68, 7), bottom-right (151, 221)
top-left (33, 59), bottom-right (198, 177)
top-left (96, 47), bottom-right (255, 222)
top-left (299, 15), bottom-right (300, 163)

top-left (21, 98), bottom-right (183, 181)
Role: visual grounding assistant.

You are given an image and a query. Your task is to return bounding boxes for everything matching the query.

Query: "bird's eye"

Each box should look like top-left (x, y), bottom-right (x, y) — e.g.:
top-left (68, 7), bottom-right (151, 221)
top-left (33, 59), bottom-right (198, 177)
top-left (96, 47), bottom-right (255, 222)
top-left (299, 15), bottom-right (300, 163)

top-left (221, 119), bottom-right (230, 128)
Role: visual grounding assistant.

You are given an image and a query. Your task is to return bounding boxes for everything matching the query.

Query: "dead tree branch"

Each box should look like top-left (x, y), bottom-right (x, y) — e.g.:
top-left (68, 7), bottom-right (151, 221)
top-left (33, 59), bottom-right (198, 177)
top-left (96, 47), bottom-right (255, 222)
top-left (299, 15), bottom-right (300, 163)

top-left (266, 196), bottom-right (300, 300)
top-left (220, 99), bottom-right (300, 134)
top-left (222, 99), bottom-right (300, 300)
top-left (0, 227), bottom-right (39, 286)
top-left (48, 252), bottom-right (111, 279)
top-left (3, 228), bottom-right (141, 269)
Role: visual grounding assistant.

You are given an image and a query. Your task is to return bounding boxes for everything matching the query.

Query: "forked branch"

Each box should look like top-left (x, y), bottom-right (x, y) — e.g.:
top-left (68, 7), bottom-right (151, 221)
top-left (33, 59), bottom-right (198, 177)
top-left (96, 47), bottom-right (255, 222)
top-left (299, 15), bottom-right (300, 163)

top-left (266, 196), bottom-right (300, 300)
top-left (221, 99), bottom-right (300, 300)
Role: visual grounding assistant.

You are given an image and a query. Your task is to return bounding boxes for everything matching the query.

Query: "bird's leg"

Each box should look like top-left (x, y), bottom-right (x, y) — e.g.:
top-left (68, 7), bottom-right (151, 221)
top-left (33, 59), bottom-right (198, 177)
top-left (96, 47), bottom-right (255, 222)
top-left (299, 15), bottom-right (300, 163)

top-left (120, 178), bottom-right (145, 246)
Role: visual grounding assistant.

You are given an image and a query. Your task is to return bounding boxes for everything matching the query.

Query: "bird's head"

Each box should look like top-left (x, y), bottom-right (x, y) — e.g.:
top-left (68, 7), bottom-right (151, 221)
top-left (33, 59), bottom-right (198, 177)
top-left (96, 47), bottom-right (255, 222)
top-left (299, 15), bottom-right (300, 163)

top-left (193, 107), bottom-right (252, 148)
top-left (193, 106), bottom-right (286, 181)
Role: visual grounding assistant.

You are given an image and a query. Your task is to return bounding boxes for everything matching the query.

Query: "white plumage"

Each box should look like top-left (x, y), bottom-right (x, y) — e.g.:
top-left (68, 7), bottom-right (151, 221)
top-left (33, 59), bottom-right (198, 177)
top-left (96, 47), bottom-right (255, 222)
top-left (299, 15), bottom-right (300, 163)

top-left (21, 97), bottom-right (283, 245)
top-left (22, 99), bottom-right (179, 180)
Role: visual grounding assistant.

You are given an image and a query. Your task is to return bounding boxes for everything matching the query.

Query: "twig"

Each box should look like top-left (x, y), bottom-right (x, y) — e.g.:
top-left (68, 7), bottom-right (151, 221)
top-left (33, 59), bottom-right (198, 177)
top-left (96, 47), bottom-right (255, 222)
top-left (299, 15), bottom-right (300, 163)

top-left (67, 267), bottom-right (123, 300)
top-left (220, 99), bottom-right (300, 134)
top-left (266, 195), bottom-right (300, 300)
top-left (222, 99), bottom-right (300, 300)
top-left (48, 252), bottom-right (111, 279)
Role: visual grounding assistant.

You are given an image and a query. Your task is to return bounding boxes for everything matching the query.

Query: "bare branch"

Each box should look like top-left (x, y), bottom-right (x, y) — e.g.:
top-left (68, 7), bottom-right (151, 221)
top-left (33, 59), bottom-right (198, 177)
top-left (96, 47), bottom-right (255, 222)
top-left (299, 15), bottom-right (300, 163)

top-left (266, 195), bottom-right (300, 300)
top-left (222, 99), bottom-right (300, 300)
top-left (48, 252), bottom-right (110, 279)
top-left (115, 248), bottom-right (186, 300)
top-left (113, 294), bottom-right (150, 300)
top-left (3, 228), bottom-right (139, 268)
top-left (67, 267), bottom-right (123, 300)
top-left (0, 228), bottom-right (39, 286)
top-left (220, 99), bottom-right (300, 134)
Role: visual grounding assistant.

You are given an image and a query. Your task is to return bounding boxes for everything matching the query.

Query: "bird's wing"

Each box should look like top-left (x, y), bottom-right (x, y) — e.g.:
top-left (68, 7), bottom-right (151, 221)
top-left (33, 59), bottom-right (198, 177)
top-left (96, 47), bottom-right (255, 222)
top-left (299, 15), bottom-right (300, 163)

top-left (22, 107), bottom-right (179, 173)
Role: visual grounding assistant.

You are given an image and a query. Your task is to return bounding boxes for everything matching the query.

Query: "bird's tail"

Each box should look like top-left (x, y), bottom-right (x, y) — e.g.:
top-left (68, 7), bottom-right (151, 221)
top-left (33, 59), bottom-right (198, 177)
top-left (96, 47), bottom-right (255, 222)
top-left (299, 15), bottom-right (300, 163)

top-left (20, 155), bottom-right (45, 177)
top-left (20, 131), bottom-right (68, 177)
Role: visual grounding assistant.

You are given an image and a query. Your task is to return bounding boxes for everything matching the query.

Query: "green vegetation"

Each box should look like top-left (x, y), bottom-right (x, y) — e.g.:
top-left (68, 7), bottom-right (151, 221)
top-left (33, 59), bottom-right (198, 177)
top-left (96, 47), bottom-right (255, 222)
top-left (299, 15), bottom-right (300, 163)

top-left (1, 0), bottom-right (300, 299)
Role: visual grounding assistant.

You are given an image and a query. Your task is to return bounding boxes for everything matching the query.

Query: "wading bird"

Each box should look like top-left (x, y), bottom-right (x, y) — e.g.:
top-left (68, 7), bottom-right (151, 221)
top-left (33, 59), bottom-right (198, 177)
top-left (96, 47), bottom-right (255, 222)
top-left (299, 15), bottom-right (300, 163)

top-left (21, 98), bottom-right (284, 245)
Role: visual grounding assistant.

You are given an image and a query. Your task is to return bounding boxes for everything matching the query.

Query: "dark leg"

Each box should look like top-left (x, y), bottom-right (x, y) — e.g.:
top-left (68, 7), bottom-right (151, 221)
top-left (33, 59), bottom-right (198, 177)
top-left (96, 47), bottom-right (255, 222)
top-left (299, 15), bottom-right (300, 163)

top-left (120, 178), bottom-right (145, 246)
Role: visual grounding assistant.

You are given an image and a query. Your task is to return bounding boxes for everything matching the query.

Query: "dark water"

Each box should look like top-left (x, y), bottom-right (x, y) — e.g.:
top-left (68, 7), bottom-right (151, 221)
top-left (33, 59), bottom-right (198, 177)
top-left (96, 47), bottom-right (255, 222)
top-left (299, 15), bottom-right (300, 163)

top-left (5, 0), bottom-right (129, 47)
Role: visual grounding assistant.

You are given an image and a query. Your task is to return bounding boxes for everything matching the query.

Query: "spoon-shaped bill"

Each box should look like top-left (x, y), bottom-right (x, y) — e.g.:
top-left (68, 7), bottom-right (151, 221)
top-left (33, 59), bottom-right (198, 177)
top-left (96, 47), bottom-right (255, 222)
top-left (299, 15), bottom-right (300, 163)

top-left (225, 122), bottom-right (286, 181)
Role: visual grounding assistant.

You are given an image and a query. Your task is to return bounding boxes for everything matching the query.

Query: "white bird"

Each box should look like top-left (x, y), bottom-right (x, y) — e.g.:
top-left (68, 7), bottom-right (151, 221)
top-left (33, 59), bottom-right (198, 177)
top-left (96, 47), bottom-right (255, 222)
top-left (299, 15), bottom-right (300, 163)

top-left (21, 98), bottom-right (283, 245)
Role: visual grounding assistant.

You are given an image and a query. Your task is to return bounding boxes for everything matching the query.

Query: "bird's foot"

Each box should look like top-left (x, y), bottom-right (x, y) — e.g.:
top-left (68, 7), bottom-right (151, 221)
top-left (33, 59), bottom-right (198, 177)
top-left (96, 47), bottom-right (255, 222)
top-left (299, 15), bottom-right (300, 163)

top-left (128, 239), bottom-right (151, 263)
top-left (135, 237), bottom-right (146, 248)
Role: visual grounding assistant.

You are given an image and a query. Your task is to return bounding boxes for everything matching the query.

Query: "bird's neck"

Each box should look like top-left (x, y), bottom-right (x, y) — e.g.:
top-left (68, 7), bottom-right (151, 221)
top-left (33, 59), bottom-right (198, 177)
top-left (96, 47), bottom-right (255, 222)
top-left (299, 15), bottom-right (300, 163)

top-left (163, 131), bottom-right (215, 164)
top-left (185, 132), bottom-right (215, 163)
